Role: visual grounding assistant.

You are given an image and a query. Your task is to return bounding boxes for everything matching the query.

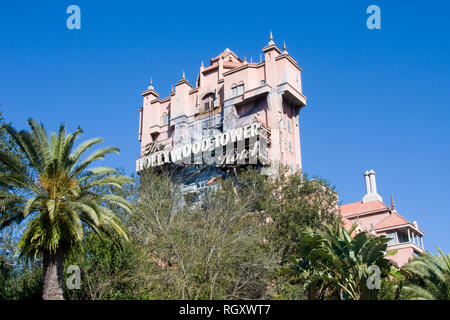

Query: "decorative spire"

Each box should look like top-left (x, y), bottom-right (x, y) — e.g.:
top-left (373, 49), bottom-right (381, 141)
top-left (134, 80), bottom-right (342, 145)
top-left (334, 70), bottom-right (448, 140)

top-left (201, 60), bottom-right (204, 69)
top-left (171, 85), bottom-right (174, 93)
top-left (243, 56), bottom-right (247, 64)
top-left (182, 70), bottom-right (185, 80)
top-left (148, 77), bottom-right (154, 90)
top-left (391, 194), bottom-right (396, 211)
top-left (268, 31), bottom-right (275, 45)
top-left (283, 41), bottom-right (288, 54)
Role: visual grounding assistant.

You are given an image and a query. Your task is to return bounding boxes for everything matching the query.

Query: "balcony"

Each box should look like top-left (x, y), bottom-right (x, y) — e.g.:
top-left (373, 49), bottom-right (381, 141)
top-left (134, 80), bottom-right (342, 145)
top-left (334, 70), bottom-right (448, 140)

top-left (150, 124), bottom-right (162, 135)
top-left (385, 228), bottom-right (425, 253)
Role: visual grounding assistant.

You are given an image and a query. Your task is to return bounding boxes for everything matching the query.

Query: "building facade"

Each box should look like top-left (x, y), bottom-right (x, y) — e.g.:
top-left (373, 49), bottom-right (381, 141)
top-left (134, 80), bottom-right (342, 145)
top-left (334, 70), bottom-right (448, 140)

top-left (340, 170), bottom-right (425, 267)
top-left (136, 34), bottom-right (306, 194)
top-left (135, 35), bottom-right (425, 266)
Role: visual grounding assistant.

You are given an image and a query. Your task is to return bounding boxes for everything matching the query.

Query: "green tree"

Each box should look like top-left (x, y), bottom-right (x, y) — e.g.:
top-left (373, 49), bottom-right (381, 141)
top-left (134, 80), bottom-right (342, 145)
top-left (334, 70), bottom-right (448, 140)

top-left (238, 167), bottom-right (340, 263)
top-left (64, 170), bottom-right (147, 300)
top-left (0, 108), bottom-right (21, 156)
top-left (0, 119), bottom-right (134, 299)
top-left (0, 110), bottom-right (40, 300)
top-left (64, 232), bottom-right (146, 300)
top-left (401, 247), bottom-right (450, 300)
top-left (231, 166), bottom-right (342, 299)
top-left (132, 168), bottom-right (278, 299)
top-left (0, 108), bottom-right (10, 152)
top-left (287, 224), bottom-right (400, 300)
top-left (0, 225), bottom-right (43, 300)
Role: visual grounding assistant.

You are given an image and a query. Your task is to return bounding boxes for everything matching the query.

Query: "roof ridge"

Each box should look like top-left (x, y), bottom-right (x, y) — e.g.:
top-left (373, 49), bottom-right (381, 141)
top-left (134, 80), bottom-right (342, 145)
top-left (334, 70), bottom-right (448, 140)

top-left (210, 49), bottom-right (241, 63)
top-left (340, 200), bottom-right (363, 207)
top-left (374, 210), bottom-right (411, 229)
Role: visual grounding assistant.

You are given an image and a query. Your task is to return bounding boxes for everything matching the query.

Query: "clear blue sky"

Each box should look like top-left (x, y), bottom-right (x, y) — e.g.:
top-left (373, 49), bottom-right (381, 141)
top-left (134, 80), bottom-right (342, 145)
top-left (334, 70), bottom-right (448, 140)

top-left (1, 1), bottom-right (449, 254)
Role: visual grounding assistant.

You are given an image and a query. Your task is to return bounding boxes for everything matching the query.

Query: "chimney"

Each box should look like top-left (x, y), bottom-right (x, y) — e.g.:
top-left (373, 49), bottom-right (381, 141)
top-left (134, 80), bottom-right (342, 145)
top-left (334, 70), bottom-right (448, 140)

top-left (364, 171), bottom-right (371, 195)
top-left (362, 169), bottom-right (383, 203)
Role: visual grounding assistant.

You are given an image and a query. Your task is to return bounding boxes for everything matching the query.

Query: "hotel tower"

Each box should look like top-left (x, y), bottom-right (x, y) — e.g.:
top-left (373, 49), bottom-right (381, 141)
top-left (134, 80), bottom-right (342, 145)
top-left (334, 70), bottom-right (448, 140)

top-left (136, 33), bottom-right (306, 194)
top-left (136, 34), bottom-right (424, 266)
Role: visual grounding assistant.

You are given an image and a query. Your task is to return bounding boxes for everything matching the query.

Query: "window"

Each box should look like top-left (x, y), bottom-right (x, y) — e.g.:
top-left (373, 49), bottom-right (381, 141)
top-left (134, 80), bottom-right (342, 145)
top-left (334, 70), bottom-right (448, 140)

top-left (289, 141), bottom-right (293, 153)
top-left (386, 232), bottom-right (397, 245)
top-left (161, 114), bottom-right (169, 125)
top-left (202, 93), bottom-right (215, 112)
top-left (237, 83), bottom-right (244, 95)
top-left (231, 83), bottom-right (244, 97)
top-left (231, 86), bottom-right (237, 97)
top-left (287, 117), bottom-right (292, 133)
top-left (398, 231), bottom-right (409, 243)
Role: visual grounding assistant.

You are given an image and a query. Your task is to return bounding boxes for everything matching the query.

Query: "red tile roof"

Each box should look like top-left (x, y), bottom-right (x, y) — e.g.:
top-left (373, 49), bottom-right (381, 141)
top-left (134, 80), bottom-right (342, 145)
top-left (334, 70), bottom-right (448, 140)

top-left (339, 200), bottom-right (389, 217)
top-left (374, 211), bottom-right (411, 230)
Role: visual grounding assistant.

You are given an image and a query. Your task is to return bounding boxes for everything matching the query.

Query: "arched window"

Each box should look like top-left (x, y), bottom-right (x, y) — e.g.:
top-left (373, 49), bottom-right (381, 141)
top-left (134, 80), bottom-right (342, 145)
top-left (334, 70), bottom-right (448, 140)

top-left (237, 82), bottom-right (245, 95)
top-left (202, 93), bottom-right (215, 112)
top-left (231, 82), bottom-right (244, 97)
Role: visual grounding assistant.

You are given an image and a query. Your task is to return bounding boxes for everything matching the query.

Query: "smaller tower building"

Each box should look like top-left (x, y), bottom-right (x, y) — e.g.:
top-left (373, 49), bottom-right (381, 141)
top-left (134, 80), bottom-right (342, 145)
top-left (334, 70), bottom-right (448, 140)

top-left (340, 170), bottom-right (425, 267)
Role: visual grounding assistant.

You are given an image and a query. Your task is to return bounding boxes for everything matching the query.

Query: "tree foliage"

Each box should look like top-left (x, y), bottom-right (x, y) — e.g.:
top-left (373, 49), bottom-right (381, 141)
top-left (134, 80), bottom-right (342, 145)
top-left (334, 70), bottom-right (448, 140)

top-left (0, 119), bottom-right (134, 299)
top-left (130, 168), bottom-right (278, 299)
top-left (0, 226), bottom-right (43, 300)
top-left (286, 224), bottom-right (400, 300)
top-left (401, 247), bottom-right (450, 300)
top-left (2, 118), bottom-right (446, 301)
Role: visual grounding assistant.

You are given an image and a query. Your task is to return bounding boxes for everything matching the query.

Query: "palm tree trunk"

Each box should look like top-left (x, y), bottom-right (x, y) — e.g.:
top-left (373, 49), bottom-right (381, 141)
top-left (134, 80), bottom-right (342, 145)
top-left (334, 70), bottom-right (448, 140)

top-left (42, 249), bottom-right (64, 300)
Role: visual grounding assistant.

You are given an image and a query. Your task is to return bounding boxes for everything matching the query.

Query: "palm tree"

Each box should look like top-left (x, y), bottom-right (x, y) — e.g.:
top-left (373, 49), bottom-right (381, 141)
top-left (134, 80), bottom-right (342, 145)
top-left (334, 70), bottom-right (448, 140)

top-left (289, 224), bottom-right (399, 300)
top-left (402, 247), bottom-right (450, 300)
top-left (0, 119), bottom-right (134, 300)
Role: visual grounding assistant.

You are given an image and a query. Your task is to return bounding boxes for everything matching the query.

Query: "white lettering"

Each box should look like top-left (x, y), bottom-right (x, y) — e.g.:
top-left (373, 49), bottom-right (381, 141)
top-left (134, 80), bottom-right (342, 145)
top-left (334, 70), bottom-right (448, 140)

top-left (182, 144), bottom-right (192, 158)
top-left (136, 123), bottom-right (265, 171)
top-left (192, 141), bottom-right (201, 154)
top-left (230, 127), bottom-right (244, 142)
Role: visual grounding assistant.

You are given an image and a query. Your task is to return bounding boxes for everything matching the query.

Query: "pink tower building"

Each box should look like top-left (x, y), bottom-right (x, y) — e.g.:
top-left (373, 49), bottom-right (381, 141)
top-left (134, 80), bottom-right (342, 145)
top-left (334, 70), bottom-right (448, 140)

top-left (136, 34), bottom-right (425, 265)
top-left (136, 33), bottom-right (306, 186)
top-left (340, 170), bottom-right (425, 267)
